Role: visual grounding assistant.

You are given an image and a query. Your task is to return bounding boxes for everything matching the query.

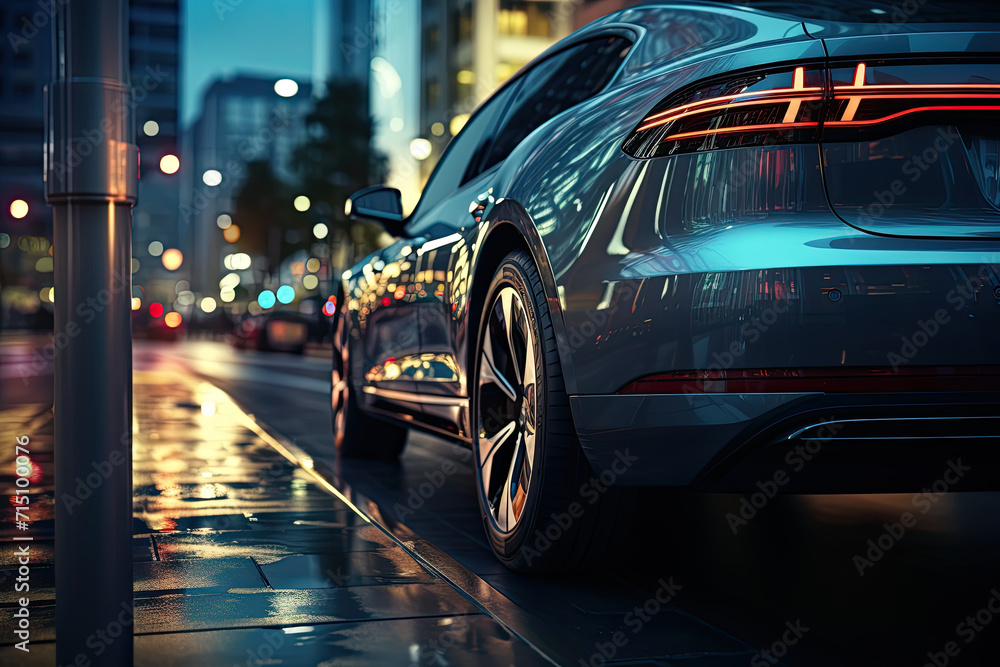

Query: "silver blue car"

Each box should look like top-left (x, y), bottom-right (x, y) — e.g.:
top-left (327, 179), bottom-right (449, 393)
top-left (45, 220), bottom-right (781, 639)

top-left (333, 1), bottom-right (1000, 571)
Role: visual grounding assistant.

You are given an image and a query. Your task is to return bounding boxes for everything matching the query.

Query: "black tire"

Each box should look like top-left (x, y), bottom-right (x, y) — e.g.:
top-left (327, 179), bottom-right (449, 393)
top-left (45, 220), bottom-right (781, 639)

top-left (473, 249), bottom-right (634, 572)
top-left (332, 297), bottom-right (408, 460)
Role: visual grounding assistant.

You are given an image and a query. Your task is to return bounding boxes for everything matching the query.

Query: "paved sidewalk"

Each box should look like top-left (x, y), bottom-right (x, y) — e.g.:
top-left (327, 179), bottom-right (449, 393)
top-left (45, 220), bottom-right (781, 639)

top-left (0, 370), bottom-right (547, 665)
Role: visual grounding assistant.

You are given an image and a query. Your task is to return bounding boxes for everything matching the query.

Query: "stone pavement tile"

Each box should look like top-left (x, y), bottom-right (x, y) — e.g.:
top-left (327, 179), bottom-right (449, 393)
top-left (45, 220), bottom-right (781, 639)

top-left (133, 557), bottom-right (266, 596)
top-left (131, 615), bottom-right (551, 667)
top-left (133, 582), bottom-right (482, 633)
top-left (259, 551), bottom-right (440, 589)
top-left (0, 614), bottom-right (553, 667)
top-left (151, 524), bottom-right (396, 562)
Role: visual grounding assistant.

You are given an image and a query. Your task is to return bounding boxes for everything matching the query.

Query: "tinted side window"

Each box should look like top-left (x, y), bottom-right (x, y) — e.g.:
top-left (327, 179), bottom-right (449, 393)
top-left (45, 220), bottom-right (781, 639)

top-left (482, 36), bottom-right (631, 172)
top-left (413, 83), bottom-right (517, 218)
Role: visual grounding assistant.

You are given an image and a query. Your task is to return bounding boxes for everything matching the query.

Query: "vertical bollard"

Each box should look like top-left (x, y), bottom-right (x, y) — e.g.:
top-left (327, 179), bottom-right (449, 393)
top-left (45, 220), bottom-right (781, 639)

top-left (46, 0), bottom-right (137, 664)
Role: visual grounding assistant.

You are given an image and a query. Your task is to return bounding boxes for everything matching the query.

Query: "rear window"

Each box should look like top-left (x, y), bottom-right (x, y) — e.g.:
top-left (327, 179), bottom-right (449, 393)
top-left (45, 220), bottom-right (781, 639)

top-left (822, 61), bottom-right (1000, 238)
top-left (728, 1), bottom-right (1000, 23)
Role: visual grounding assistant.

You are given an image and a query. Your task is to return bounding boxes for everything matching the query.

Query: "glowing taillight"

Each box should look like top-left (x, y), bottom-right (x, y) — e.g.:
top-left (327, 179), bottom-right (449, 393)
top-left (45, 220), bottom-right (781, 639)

top-left (624, 66), bottom-right (826, 158)
top-left (625, 62), bottom-right (1000, 158)
top-left (823, 62), bottom-right (1000, 137)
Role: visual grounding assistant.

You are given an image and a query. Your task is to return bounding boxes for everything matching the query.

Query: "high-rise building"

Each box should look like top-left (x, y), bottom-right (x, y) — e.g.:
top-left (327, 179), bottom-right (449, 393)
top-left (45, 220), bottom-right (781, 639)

top-left (417, 0), bottom-right (573, 182)
top-left (130, 0), bottom-right (182, 304)
top-left (183, 75), bottom-right (313, 293)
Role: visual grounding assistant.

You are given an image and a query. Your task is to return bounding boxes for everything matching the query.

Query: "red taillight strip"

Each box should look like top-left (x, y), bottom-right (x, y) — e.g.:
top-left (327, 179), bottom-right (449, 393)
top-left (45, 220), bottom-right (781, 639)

top-left (636, 95), bottom-right (822, 132)
top-left (828, 105), bottom-right (1000, 127)
top-left (638, 66), bottom-right (819, 132)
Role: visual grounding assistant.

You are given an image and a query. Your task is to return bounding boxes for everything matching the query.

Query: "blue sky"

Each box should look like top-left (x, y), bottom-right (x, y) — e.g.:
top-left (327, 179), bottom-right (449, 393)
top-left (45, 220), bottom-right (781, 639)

top-left (182, 0), bottom-right (319, 125)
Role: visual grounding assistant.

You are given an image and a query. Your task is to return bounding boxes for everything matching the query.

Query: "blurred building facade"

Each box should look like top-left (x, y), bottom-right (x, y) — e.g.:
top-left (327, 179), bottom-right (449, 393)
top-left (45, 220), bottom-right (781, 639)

top-left (0, 0), bottom-right (180, 330)
top-left (130, 0), bottom-right (182, 312)
top-left (417, 0), bottom-right (574, 181)
top-left (183, 75), bottom-right (313, 294)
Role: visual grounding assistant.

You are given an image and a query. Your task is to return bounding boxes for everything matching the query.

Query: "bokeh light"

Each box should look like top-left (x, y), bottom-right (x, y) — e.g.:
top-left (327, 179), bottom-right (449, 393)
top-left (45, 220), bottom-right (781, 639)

top-left (202, 169), bottom-right (222, 186)
top-left (10, 199), bottom-right (28, 219)
top-left (149, 302), bottom-right (164, 318)
top-left (148, 241), bottom-right (163, 256)
top-left (313, 222), bottom-right (328, 239)
top-left (164, 312), bottom-right (182, 328)
top-left (306, 258), bottom-right (320, 273)
top-left (143, 120), bottom-right (159, 136)
top-left (276, 285), bottom-right (295, 304)
top-left (161, 248), bottom-right (183, 271)
top-left (293, 195), bottom-right (310, 212)
top-left (131, 297), bottom-right (141, 311)
top-left (216, 214), bottom-right (232, 229)
top-left (409, 138), bottom-right (432, 160)
top-left (200, 297), bottom-right (217, 313)
top-left (274, 78), bottom-right (299, 97)
top-left (159, 154), bottom-right (180, 174)
top-left (223, 224), bottom-right (241, 243)
top-left (303, 275), bottom-right (318, 290)
top-left (258, 290), bottom-right (276, 309)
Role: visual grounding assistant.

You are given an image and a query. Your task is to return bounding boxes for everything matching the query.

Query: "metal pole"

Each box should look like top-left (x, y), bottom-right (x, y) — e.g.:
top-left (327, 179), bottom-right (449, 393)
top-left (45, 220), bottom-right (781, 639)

top-left (46, 0), bottom-right (137, 664)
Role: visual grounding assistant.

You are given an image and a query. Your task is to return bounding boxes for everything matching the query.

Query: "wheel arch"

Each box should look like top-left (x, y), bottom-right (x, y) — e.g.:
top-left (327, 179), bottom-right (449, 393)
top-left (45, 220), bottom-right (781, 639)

top-left (466, 202), bottom-right (578, 398)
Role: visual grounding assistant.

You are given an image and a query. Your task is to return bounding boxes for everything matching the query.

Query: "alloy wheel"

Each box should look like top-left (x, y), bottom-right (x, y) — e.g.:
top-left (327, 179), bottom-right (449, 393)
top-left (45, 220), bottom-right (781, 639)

top-left (477, 286), bottom-right (538, 534)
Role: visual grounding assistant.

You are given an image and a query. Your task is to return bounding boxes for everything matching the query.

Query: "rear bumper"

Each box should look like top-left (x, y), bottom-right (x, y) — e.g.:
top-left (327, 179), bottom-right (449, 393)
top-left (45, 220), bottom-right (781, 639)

top-left (570, 390), bottom-right (1000, 492)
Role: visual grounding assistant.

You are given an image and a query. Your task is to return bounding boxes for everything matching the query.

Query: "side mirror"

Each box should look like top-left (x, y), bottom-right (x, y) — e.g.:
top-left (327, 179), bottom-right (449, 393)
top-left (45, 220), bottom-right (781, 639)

top-left (346, 185), bottom-right (405, 237)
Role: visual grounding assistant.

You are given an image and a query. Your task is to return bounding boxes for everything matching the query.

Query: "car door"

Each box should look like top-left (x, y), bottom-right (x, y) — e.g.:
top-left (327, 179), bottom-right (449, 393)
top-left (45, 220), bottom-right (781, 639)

top-left (354, 82), bottom-right (520, 437)
top-left (358, 35), bottom-right (633, 439)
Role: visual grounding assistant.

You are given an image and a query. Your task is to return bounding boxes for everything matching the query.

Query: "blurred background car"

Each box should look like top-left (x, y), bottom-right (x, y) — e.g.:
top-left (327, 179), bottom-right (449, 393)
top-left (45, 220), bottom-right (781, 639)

top-left (231, 311), bottom-right (310, 354)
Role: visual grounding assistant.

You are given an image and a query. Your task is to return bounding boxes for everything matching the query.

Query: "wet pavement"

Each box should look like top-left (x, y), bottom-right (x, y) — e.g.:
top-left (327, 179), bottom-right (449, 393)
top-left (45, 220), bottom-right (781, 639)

top-left (2, 336), bottom-right (1000, 665)
top-left (0, 353), bottom-right (549, 665)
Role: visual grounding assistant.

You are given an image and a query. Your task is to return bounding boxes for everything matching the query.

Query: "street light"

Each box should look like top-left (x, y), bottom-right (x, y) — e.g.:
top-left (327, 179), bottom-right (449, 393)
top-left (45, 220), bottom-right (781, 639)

top-left (293, 195), bottom-right (311, 212)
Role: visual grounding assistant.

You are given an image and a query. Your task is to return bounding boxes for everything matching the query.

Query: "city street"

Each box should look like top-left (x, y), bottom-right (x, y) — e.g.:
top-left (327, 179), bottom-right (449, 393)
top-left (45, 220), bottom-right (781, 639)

top-left (4, 336), bottom-right (1000, 665)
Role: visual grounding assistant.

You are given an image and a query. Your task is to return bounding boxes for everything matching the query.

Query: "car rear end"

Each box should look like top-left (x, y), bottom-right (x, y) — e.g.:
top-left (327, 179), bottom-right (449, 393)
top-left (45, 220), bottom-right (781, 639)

top-left (563, 23), bottom-right (1000, 492)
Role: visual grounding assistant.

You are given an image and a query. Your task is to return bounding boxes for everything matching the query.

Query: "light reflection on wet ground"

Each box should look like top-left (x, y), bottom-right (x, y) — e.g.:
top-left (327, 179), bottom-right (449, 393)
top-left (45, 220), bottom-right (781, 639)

top-left (0, 339), bottom-right (551, 666)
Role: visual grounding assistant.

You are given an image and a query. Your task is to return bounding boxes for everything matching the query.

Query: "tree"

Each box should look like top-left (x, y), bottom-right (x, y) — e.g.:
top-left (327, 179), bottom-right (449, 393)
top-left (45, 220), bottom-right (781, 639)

top-left (292, 79), bottom-right (390, 264)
